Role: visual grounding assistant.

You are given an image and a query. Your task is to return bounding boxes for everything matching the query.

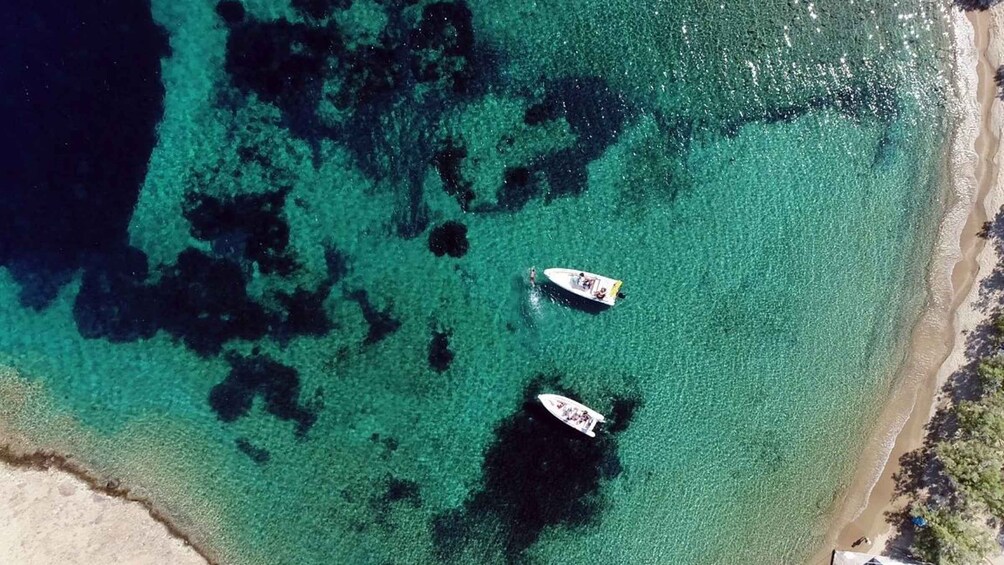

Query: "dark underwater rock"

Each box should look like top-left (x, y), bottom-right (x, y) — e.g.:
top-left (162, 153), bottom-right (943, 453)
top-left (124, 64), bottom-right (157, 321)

top-left (224, 5), bottom-right (419, 132)
top-left (497, 166), bottom-right (539, 211)
top-left (215, 0), bottom-right (245, 25)
top-left (0, 0), bottom-right (168, 298)
top-left (292, 0), bottom-right (351, 20)
top-left (429, 76), bottom-right (632, 212)
top-left (523, 100), bottom-right (562, 126)
top-left (73, 242), bottom-right (338, 355)
top-left (157, 249), bottom-right (270, 357)
top-left (225, 19), bottom-right (341, 120)
top-left (183, 189), bottom-right (297, 276)
top-left (221, 0), bottom-right (488, 140)
top-left (410, 3), bottom-right (474, 56)
top-left (521, 77), bottom-right (631, 201)
top-left (324, 245), bottom-right (349, 283)
top-left (346, 289), bottom-right (401, 345)
top-left (235, 437), bottom-right (270, 464)
top-left (428, 329), bottom-right (454, 372)
top-left (719, 82), bottom-right (898, 138)
top-left (10, 256), bottom-right (76, 311)
top-left (428, 221), bottom-right (468, 258)
top-left (370, 474), bottom-right (423, 529)
top-left (220, 0), bottom-right (493, 243)
top-left (409, 2), bottom-right (476, 93)
top-left (381, 476), bottom-right (422, 507)
top-left (537, 148), bottom-right (590, 199)
top-left (370, 433), bottom-right (400, 459)
top-left (546, 77), bottom-right (629, 149)
top-left (270, 283), bottom-right (335, 343)
top-left (392, 179), bottom-right (432, 240)
top-left (432, 139), bottom-right (475, 211)
top-left (607, 396), bottom-right (642, 433)
top-left (72, 246), bottom-right (267, 355)
top-left (209, 353), bottom-right (317, 435)
top-left (73, 247), bottom-right (157, 342)
top-left (333, 45), bottom-right (405, 111)
top-left (832, 82), bottom-right (898, 124)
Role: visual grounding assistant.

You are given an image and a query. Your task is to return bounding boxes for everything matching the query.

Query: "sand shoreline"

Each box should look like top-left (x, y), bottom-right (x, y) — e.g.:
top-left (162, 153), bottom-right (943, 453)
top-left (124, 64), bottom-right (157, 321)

top-left (818, 6), bottom-right (1004, 563)
top-left (0, 371), bottom-right (217, 565)
top-left (0, 449), bottom-right (211, 565)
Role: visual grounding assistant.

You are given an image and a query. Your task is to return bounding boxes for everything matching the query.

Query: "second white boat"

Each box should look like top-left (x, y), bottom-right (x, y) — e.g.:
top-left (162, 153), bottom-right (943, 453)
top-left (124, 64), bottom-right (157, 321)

top-left (538, 393), bottom-right (606, 437)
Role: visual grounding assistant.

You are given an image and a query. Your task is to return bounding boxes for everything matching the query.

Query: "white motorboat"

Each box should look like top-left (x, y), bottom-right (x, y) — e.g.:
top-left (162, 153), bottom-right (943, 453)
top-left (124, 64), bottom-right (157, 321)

top-left (543, 268), bottom-right (622, 306)
top-left (538, 393), bottom-right (606, 437)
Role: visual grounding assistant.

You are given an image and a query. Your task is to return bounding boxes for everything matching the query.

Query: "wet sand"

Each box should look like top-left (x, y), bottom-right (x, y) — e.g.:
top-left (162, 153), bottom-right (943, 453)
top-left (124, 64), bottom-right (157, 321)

top-left (817, 5), bottom-right (1004, 562)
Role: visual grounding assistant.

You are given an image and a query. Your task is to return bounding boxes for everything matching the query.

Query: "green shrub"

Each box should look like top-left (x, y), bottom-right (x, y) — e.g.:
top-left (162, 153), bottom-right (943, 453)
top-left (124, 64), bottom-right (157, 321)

top-left (993, 313), bottom-right (1004, 342)
top-left (938, 439), bottom-right (1004, 519)
top-left (910, 505), bottom-right (997, 565)
top-left (956, 392), bottom-right (1004, 448)
top-left (977, 356), bottom-right (1004, 393)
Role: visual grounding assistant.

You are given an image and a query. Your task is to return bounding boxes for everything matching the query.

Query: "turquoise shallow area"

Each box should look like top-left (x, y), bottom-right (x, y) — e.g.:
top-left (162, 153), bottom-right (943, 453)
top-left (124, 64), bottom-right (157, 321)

top-left (0, 0), bottom-right (955, 563)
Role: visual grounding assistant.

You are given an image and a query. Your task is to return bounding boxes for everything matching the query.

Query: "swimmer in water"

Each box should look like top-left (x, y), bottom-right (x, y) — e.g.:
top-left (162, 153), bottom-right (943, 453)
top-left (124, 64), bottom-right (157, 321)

top-left (530, 266), bottom-right (536, 286)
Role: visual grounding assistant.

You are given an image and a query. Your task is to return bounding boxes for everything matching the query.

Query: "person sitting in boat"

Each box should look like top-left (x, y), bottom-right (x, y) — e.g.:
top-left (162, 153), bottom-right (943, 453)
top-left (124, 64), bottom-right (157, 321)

top-left (595, 287), bottom-right (607, 300)
top-left (579, 273), bottom-right (597, 289)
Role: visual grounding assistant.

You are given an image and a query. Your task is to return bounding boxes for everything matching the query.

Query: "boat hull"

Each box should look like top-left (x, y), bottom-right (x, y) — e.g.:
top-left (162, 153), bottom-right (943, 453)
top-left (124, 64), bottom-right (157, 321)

top-left (538, 394), bottom-right (605, 437)
top-left (542, 268), bottom-right (622, 306)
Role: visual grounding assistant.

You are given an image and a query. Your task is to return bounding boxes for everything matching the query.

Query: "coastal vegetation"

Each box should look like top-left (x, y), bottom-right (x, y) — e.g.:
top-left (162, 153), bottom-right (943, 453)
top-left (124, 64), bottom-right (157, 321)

top-left (907, 323), bottom-right (1004, 563)
top-left (911, 505), bottom-right (997, 564)
top-left (955, 0), bottom-right (1004, 11)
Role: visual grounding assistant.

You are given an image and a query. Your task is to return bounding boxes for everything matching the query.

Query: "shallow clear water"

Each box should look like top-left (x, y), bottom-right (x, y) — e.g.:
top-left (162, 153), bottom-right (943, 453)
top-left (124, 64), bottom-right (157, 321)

top-left (0, 0), bottom-right (955, 563)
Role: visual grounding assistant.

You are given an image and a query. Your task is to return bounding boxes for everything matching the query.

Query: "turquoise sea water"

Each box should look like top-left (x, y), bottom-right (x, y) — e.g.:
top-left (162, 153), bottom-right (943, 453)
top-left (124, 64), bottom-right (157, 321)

top-left (0, 0), bottom-right (957, 563)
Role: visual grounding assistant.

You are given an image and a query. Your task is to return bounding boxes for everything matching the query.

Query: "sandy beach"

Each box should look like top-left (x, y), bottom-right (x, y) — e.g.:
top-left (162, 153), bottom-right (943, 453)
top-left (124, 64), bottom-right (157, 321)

top-left (821, 5), bottom-right (1004, 563)
top-left (0, 370), bottom-right (211, 565)
top-left (0, 461), bottom-right (207, 565)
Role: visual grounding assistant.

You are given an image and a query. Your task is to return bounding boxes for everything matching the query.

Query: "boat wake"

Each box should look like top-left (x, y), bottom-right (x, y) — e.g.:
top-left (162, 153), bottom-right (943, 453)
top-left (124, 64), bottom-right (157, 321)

top-left (527, 285), bottom-right (544, 316)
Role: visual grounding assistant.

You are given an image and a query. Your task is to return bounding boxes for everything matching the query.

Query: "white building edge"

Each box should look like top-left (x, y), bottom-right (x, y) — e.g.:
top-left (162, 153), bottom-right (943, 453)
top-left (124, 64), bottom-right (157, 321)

top-left (831, 550), bottom-right (920, 565)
